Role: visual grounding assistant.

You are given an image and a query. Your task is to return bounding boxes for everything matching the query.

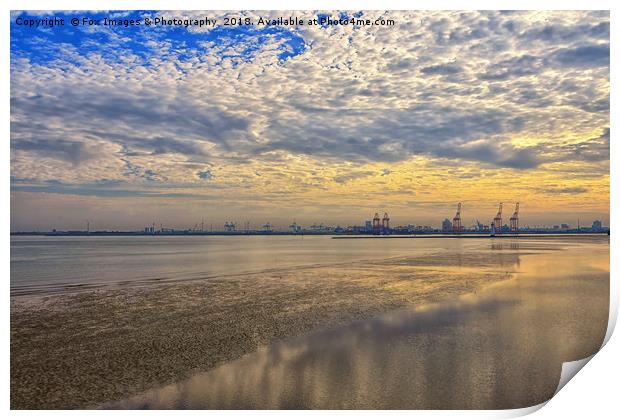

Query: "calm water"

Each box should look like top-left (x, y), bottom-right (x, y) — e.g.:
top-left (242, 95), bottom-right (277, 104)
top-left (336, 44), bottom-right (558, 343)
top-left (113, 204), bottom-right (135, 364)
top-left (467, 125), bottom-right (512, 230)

top-left (11, 235), bottom-right (609, 408)
top-left (106, 237), bottom-right (609, 409)
top-left (12, 235), bottom-right (509, 295)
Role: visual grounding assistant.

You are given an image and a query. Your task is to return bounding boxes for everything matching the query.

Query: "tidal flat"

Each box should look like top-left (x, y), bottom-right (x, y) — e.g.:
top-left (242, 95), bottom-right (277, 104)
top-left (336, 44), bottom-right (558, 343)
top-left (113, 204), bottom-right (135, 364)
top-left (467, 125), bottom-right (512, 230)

top-left (10, 237), bottom-right (609, 409)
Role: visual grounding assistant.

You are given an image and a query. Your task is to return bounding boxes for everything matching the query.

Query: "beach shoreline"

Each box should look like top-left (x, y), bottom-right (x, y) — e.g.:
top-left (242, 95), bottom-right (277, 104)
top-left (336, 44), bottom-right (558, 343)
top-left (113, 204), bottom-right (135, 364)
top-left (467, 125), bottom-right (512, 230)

top-left (11, 248), bottom-right (523, 409)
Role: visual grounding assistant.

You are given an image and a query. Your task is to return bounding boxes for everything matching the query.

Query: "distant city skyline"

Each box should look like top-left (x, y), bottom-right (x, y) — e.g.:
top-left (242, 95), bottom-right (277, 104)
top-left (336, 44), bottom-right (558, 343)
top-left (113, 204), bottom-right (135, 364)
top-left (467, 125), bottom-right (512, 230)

top-left (10, 11), bottom-right (609, 231)
top-left (10, 208), bottom-right (609, 233)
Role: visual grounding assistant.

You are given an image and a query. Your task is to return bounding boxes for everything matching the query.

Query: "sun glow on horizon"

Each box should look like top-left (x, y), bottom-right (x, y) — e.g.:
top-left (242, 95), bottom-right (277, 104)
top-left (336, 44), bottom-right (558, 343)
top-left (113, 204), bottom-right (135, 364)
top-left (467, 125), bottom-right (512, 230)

top-left (10, 10), bottom-right (610, 231)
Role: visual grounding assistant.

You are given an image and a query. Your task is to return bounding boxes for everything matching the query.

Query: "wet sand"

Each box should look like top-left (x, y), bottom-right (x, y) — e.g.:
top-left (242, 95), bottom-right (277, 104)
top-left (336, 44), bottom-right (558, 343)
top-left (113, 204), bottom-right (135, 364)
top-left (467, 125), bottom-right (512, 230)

top-left (11, 247), bottom-right (525, 409)
top-left (101, 238), bottom-right (609, 409)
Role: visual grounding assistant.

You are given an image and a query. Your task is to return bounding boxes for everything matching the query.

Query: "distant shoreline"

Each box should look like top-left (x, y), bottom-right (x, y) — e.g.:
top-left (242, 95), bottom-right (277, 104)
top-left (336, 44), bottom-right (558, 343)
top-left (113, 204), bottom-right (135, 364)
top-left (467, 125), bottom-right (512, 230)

top-left (332, 233), bottom-right (610, 239)
top-left (10, 231), bottom-right (610, 237)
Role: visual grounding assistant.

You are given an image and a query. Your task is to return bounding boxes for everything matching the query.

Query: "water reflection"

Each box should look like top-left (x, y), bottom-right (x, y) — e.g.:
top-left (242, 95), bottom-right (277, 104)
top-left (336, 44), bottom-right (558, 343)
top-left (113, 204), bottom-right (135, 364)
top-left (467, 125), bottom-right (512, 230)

top-left (106, 240), bottom-right (609, 410)
top-left (491, 242), bottom-right (520, 251)
top-left (11, 236), bottom-right (495, 295)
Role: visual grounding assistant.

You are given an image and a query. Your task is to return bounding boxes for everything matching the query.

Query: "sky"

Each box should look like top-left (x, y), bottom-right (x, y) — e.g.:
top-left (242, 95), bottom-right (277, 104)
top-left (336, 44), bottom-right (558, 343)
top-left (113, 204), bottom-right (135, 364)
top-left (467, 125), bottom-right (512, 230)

top-left (10, 10), bottom-right (610, 231)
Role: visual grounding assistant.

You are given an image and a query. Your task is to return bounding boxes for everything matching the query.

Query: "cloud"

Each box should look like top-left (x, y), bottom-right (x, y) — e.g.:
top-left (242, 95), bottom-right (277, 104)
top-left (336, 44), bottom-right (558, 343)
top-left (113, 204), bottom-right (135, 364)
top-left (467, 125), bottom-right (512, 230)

top-left (9, 10), bottom-right (610, 222)
top-left (478, 54), bottom-right (542, 81)
top-left (436, 141), bottom-right (542, 169)
top-left (149, 138), bottom-right (208, 156)
top-left (197, 169), bottom-right (213, 180)
top-left (386, 57), bottom-right (414, 72)
top-left (549, 44), bottom-right (609, 68)
top-left (11, 11), bottom-right (610, 176)
top-left (420, 63), bottom-right (462, 75)
top-left (333, 170), bottom-right (375, 184)
top-left (10, 178), bottom-right (210, 199)
top-left (122, 159), bottom-right (167, 181)
top-left (565, 128), bottom-right (610, 162)
top-left (539, 186), bottom-right (589, 194)
top-left (498, 148), bottom-right (541, 169)
top-left (11, 138), bottom-right (102, 165)
top-left (520, 21), bottom-right (609, 44)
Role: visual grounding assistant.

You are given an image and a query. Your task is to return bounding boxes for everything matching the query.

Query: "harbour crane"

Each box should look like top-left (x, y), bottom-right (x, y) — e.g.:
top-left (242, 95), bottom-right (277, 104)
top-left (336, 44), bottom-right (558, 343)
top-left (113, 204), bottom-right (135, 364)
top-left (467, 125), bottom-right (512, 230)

top-left (510, 202), bottom-right (520, 234)
top-left (452, 203), bottom-right (462, 233)
top-left (382, 212), bottom-right (390, 233)
top-left (493, 203), bottom-right (503, 235)
top-left (372, 212), bottom-right (381, 233)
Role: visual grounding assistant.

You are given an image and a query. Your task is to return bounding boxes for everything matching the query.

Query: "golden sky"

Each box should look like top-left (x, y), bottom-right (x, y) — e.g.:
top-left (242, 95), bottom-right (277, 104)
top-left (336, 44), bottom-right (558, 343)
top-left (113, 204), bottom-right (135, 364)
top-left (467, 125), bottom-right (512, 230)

top-left (10, 10), bottom-right (609, 231)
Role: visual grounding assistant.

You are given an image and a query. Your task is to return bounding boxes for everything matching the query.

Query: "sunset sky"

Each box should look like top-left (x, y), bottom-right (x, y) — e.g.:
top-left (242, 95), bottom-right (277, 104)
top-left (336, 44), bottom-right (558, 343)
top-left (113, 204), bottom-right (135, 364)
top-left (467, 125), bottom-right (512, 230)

top-left (10, 10), bottom-right (609, 231)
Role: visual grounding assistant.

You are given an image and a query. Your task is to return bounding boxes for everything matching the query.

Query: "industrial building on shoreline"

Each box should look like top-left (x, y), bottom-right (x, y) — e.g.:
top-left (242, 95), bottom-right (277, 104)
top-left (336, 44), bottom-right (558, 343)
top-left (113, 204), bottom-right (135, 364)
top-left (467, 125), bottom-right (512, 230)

top-left (11, 203), bottom-right (610, 236)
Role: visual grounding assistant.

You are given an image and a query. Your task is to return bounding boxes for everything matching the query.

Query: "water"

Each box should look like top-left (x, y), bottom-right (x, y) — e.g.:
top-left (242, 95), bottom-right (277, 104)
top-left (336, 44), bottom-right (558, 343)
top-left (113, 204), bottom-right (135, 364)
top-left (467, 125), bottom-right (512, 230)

top-left (12, 235), bottom-right (506, 296)
top-left (100, 236), bottom-right (609, 409)
top-left (11, 235), bottom-right (609, 408)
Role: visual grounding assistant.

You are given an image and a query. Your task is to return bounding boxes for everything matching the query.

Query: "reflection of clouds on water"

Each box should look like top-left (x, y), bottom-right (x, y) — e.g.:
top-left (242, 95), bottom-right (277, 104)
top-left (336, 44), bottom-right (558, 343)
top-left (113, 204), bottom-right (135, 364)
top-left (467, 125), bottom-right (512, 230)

top-left (108, 243), bottom-right (608, 409)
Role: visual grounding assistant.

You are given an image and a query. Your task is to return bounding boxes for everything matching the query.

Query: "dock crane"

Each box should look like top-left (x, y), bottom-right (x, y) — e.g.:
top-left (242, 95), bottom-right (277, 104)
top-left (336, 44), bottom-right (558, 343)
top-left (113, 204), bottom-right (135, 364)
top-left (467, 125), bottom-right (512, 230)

top-left (372, 212), bottom-right (381, 234)
top-left (510, 202), bottom-right (520, 234)
top-left (382, 213), bottom-right (390, 233)
top-left (452, 203), bottom-right (462, 233)
top-left (493, 203), bottom-right (503, 235)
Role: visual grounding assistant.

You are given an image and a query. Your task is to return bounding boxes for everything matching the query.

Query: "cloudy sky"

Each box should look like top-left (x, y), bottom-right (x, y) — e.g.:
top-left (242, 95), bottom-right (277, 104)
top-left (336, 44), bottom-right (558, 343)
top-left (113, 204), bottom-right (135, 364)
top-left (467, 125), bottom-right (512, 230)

top-left (10, 10), bottom-right (609, 231)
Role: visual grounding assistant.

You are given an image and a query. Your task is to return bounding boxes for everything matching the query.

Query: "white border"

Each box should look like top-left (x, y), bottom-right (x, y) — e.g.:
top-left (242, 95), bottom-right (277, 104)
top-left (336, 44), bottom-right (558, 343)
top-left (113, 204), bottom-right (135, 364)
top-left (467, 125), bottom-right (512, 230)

top-left (1, 1), bottom-right (617, 11)
top-left (3, 1), bottom-right (617, 419)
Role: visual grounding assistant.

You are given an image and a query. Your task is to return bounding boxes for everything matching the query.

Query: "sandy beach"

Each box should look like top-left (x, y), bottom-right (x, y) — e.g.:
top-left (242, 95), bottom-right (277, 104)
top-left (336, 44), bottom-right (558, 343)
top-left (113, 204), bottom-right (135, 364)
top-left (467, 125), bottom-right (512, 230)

top-left (11, 246), bottom-right (527, 409)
